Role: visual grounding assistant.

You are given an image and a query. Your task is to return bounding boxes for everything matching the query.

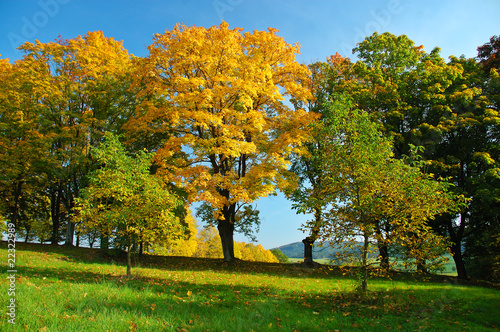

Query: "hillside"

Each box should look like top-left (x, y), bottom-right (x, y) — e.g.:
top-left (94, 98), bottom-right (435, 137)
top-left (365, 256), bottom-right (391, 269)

top-left (0, 242), bottom-right (500, 332)
top-left (1, 242), bottom-right (499, 331)
top-left (274, 241), bottom-right (368, 260)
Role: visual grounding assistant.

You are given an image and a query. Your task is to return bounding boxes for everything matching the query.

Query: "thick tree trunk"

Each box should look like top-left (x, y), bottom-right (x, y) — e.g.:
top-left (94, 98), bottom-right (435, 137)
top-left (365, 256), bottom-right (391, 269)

top-left (416, 260), bottom-right (428, 273)
top-left (303, 237), bottom-right (314, 265)
top-left (378, 243), bottom-right (390, 270)
top-left (100, 235), bottom-right (109, 251)
top-left (451, 242), bottom-right (467, 279)
top-left (375, 220), bottom-right (390, 270)
top-left (218, 203), bottom-right (236, 261)
top-left (218, 217), bottom-right (235, 261)
top-left (303, 207), bottom-right (322, 267)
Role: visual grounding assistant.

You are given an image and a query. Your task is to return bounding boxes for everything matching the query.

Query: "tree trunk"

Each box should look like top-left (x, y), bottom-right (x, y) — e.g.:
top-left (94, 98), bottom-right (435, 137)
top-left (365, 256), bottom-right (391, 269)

top-left (218, 203), bottom-right (236, 261)
top-left (378, 243), bottom-right (390, 270)
top-left (303, 207), bottom-right (322, 267)
top-left (361, 232), bottom-right (369, 292)
top-left (126, 242), bottom-right (132, 278)
top-left (65, 221), bottom-right (75, 246)
top-left (375, 220), bottom-right (390, 270)
top-left (451, 242), bottom-right (467, 279)
top-left (100, 235), bottom-right (109, 251)
top-left (50, 185), bottom-right (61, 245)
top-left (9, 180), bottom-right (23, 229)
top-left (218, 217), bottom-right (235, 261)
top-left (417, 259), bottom-right (428, 273)
top-left (303, 236), bottom-right (314, 266)
top-left (448, 213), bottom-right (468, 280)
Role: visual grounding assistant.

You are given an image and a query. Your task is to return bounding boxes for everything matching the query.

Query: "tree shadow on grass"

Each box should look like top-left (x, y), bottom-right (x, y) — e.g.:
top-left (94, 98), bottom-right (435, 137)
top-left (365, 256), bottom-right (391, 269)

top-left (11, 263), bottom-right (500, 332)
top-left (4, 241), bottom-right (350, 280)
top-left (4, 241), bottom-right (498, 289)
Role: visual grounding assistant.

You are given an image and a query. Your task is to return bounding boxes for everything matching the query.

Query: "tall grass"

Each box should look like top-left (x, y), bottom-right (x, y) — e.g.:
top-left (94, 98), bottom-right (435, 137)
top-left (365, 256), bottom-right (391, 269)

top-left (1, 242), bottom-right (498, 331)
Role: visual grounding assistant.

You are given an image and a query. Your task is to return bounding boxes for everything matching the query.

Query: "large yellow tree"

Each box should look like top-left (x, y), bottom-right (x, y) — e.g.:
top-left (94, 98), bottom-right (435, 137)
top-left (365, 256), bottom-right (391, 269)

top-left (129, 22), bottom-right (317, 261)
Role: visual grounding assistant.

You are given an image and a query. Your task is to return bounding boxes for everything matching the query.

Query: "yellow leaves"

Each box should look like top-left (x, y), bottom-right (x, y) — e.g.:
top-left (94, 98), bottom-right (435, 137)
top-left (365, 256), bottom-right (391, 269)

top-left (473, 152), bottom-right (495, 165)
top-left (130, 22), bottom-right (317, 214)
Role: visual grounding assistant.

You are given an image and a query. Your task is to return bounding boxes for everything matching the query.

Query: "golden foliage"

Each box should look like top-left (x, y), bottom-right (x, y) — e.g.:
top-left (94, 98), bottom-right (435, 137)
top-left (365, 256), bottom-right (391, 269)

top-left (129, 22), bottom-right (318, 220)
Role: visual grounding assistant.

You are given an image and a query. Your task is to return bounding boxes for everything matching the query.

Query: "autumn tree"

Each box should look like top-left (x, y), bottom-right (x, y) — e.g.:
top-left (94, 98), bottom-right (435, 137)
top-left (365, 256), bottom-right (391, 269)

top-left (74, 133), bottom-right (185, 278)
top-left (151, 208), bottom-right (199, 257)
top-left (477, 35), bottom-right (500, 74)
top-left (0, 55), bottom-right (54, 239)
top-left (311, 98), bottom-right (459, 292)
top-left (130, 22), bottom-right (317, 261)
top-left (194, 226), bottom-right (224, 259)
top-left (11, 32), bottom-right (134, 245)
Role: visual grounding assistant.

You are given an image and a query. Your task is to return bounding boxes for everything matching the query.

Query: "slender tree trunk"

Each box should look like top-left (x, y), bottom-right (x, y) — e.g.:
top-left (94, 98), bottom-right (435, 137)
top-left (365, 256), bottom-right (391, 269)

top-left (50, 185), bottom-right (62, 245)
top-left (448, 213), bottom-right (468, 280)
top-left (126, 242), bottom-right (132, 279)
top-left (10, 180), bottom-right (23, 229)
top-left (65, 221), bottom-right (75, 246)
top-left (361, 232), bottom-right (369, 293)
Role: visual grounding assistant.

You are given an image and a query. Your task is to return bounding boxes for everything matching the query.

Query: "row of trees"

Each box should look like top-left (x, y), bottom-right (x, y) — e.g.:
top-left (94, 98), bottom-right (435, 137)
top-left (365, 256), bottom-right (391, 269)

top-left (1, 24), bottom-right (498, 282)
top-left (290, 33), bottom-right (499, 282)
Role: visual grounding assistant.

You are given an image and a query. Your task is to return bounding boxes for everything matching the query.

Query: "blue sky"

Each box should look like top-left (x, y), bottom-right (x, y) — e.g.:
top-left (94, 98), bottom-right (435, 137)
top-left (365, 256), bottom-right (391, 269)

top-left (1, 0), bottom-right (499, 249)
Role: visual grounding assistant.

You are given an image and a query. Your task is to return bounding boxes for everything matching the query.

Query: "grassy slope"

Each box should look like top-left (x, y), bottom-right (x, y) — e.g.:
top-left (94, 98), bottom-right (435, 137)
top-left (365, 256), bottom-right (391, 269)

top-left (1, 242), bottom-right (499, 331)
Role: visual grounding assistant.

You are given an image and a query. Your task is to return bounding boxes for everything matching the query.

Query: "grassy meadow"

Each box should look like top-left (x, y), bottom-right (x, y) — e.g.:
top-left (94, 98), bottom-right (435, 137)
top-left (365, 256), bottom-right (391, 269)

top-left (1, 242), bottom-right (499, 331)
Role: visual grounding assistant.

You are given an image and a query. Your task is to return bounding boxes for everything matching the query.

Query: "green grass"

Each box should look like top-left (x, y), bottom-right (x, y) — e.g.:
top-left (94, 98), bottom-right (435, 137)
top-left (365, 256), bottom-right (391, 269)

top-left (1, 242), bottom-right (499, 331)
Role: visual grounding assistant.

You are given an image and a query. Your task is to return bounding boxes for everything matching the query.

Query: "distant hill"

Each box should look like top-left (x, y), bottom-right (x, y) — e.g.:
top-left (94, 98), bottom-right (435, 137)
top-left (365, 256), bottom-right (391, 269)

top-left (273, 241), bottom-right (377, 260)
top-left (273, 241), bottom-right (342, 260)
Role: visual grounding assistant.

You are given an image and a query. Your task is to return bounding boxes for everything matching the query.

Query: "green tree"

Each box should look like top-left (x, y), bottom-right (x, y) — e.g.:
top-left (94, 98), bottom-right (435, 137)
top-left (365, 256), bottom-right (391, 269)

top-left (270, 248), bottom-right (289, 263)
top-left (287, 62), bottom-right (330, 267)
top-left (313, 98), bottom-right (459, 292)
top-left (325, 32), bottom-right (499, 279)
top-left (74, 132), bottom-right (184, 278)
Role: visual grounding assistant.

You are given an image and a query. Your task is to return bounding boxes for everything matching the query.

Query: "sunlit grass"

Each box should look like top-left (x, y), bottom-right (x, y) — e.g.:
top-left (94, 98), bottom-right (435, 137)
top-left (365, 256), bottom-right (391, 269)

top-left (1, 242), bottom-right (498, 331)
